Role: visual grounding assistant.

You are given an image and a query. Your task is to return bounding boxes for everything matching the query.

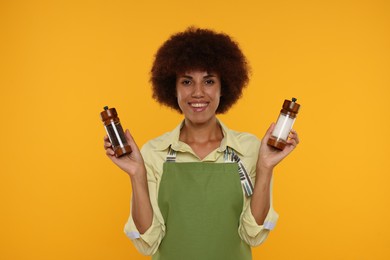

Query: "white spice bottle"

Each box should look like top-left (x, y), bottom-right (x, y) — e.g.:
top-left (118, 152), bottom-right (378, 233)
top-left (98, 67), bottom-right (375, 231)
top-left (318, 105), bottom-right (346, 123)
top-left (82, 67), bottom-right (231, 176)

top-left (267, 98), bottom-right (301, 150)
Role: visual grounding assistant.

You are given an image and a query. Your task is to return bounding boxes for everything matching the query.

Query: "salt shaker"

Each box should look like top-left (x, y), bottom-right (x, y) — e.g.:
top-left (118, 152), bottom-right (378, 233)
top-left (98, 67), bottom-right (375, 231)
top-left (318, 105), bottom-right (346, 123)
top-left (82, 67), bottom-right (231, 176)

top-left (267, 98), bottom-right (300, 150)
top-left (100, 106), bottom-right (132, 157)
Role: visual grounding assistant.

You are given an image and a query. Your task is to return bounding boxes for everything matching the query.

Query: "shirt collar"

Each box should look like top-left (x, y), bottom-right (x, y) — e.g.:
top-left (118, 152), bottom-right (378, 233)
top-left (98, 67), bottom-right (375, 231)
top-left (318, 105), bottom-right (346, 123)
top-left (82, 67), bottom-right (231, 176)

top-left (155, 121), bottom-right (183, 151)
top-left (155, 118), bottom-right (244, 156)
top-left (218, 120), bottom-right (244, 155)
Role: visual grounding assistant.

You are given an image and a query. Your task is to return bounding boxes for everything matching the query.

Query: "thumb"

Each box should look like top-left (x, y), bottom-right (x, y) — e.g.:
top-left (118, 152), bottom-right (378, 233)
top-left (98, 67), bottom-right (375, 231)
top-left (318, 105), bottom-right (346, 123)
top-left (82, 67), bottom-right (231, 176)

top-left (262, 123), bottom-right (275, 144)
top-left (125, 129), bottom-right (141, 154)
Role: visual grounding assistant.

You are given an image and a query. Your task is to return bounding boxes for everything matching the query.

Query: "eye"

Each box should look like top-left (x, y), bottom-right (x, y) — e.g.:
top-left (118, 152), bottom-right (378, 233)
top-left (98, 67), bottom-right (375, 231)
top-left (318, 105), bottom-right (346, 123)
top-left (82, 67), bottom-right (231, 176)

top-left (181, 79), bottom-right (192, 85)
top-left (205, 79), bottom-right (215, 85)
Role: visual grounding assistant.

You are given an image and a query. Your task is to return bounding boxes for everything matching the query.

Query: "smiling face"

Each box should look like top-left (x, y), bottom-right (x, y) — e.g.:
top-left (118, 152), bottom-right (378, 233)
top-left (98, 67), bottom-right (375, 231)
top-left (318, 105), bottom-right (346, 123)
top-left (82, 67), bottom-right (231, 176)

top-left (176, 70), bottom-right (221, 125)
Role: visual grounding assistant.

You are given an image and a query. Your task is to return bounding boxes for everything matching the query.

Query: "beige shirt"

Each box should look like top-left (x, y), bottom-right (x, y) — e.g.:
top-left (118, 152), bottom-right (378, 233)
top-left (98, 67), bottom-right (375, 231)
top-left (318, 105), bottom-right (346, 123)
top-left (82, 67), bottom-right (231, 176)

top-left (124, 119), bottom-right (279, 256)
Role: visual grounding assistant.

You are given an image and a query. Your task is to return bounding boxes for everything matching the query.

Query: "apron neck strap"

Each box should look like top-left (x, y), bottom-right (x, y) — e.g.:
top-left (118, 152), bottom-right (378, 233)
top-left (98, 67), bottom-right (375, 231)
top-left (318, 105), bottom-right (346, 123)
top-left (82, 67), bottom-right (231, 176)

top-left (165, 146), bottom-right (233, 163)
top-left (224, 147), bottom-right (254, 197)
top-left (166, 146), bottom-right (177, 162)
top-left (165, 146), bottom-right (254, 197)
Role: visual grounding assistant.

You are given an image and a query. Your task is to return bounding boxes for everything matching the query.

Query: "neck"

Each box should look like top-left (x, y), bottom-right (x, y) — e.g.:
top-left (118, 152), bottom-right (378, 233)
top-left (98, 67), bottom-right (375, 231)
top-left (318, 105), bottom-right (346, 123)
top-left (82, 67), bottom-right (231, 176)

top-left (180, 117), bottom-right (223, 144)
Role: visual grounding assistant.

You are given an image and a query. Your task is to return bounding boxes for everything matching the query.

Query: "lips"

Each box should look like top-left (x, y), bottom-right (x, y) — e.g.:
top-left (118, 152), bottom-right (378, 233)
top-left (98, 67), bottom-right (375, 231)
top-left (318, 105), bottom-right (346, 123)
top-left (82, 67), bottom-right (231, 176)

top-left (188, 102), bottom-right (209, 112)
top-left (190, 102), bottom-right (208, 108)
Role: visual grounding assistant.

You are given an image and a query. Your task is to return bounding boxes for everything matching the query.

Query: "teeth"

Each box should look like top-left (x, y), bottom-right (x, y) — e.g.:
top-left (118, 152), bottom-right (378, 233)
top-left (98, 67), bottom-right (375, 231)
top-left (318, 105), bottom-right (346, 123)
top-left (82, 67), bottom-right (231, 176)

top-left (191, 103), bottom-right (207, 108)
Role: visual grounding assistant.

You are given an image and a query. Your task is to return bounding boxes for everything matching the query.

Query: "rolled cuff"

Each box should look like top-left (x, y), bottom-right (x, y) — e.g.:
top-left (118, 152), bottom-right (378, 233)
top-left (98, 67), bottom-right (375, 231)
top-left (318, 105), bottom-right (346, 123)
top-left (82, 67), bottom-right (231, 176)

top-left (239, 206), bottom-right (279, 246)
top-left (124, 214), bottom-right (165, 256)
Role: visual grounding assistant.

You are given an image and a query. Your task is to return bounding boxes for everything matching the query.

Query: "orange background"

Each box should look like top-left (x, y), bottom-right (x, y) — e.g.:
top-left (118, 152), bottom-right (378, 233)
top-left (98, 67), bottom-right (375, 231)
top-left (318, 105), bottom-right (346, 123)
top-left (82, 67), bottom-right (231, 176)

top-left (1, 0), bottom-right (389, 259)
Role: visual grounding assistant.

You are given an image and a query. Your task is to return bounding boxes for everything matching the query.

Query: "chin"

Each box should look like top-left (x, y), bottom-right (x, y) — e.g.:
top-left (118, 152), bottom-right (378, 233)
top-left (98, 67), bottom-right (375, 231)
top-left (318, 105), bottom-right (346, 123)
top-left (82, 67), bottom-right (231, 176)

top-left (186, 114), bottom-right (216, 125)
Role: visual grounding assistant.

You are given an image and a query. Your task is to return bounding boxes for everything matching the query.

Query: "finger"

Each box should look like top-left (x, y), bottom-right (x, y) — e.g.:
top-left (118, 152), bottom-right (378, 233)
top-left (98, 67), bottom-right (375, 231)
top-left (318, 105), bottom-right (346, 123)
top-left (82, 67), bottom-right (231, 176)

top-left (105, 147), bottom-right (115, 156)
top-left (262, 123), bottom-right (275, 144)
top-left (289, 129), bottom-right (300, 144)
top-left (288, 132), bottom-right (296, 141)
top-left (286, 138), bottom-right (298, 148)
top-left (104, 141), bottom-right (112, 149)
top-left (279, 144), bottom-right (295, 157)
top-left (267, 123), bottom-right (275, 135)
top-left (295, 131), bottom-right (300, 144)
top-left (124, 129), bottom-right (141, 154)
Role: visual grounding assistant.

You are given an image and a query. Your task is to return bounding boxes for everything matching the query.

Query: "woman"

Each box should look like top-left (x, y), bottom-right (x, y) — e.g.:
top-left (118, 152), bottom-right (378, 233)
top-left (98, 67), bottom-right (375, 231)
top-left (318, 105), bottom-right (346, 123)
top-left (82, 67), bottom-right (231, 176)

top-left (104, 27), bottom-right (299, 260)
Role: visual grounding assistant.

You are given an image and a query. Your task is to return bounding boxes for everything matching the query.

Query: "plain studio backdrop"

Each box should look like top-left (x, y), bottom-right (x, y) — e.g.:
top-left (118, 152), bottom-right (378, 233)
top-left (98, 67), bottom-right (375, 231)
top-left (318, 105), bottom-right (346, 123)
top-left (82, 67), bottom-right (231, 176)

top-left (1, 0), bottom-right (389, 259)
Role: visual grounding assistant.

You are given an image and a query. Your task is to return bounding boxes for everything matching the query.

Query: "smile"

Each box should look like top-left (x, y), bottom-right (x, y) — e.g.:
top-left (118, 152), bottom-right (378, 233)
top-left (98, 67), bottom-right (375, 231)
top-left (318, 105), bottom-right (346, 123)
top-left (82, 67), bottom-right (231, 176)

top-left (190, 103), bottom-right (208, 108)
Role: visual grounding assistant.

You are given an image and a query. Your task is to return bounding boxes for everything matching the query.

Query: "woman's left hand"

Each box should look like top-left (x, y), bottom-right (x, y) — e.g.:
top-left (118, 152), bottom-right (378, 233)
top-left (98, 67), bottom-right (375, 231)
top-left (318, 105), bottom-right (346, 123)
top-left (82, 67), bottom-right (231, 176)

top-left (258, 123), bottom-right (300, 170)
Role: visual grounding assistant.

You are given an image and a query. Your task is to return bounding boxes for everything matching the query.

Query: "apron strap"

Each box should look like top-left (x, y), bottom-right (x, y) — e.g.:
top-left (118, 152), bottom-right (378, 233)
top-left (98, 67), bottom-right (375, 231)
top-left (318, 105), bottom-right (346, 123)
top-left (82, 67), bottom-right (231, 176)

top-left (224, 147), bottom-right (254, 197)
top-left (166, 146), bottom-right (177, 162)
top-left (165, 146), bottom-right (254, 197)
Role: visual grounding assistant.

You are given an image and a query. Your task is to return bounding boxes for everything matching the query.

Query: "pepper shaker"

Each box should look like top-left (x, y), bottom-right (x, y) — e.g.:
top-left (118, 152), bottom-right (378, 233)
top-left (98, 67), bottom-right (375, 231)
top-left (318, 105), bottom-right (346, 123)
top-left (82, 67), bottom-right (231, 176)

top-left (100, 106), bottom-right (132, 157)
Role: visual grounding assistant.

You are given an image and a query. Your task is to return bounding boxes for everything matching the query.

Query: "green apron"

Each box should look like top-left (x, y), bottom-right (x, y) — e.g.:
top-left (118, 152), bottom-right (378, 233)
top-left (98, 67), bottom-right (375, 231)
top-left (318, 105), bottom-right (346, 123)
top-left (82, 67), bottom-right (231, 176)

top-left (152, 160), bottom-right (252, 260)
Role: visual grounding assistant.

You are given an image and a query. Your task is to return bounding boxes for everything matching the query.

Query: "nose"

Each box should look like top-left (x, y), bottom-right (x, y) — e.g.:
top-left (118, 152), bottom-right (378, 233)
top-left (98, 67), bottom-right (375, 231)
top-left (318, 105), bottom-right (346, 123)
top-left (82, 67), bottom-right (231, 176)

top-left (191, 82), bottom-right (205, 98)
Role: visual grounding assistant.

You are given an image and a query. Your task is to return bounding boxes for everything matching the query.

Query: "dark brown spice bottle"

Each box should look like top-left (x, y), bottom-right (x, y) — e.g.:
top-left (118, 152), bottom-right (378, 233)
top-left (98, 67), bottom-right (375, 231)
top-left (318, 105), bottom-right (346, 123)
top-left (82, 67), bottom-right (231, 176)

top-left (100, 106), bottom-right (132, 157)
top-left (267, 98), bottom-right (301, 150)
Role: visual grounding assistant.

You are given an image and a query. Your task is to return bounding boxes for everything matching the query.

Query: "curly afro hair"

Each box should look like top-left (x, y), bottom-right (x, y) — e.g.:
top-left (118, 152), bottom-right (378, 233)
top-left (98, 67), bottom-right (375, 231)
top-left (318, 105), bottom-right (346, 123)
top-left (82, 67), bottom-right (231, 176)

top-left (150, 27), bottom-right (250, 114)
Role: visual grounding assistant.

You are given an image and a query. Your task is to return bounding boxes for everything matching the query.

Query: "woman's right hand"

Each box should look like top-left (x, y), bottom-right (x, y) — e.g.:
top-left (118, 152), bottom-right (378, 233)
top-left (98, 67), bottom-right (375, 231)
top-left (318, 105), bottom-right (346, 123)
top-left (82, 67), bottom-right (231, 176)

top-left (103, 129), bottom-right (146, 177)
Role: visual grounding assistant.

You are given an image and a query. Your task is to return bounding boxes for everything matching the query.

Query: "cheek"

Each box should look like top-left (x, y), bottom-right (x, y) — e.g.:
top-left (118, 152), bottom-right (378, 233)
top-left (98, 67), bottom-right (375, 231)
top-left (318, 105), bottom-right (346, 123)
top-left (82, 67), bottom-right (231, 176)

top-left (176, 91), bottom-right (186, 111)
top-left (176, 90), bottom-right (183, 103)
top-left (216, 95), bottom-right (221, 106)
top-left (215, 87), bottom-right (222, 107)
top-left (175, 86), bottom-right (181, 101)
top-left (210, 91), bottom-right (221, 108)
top-left (214, 86), bottom-right (222, 99)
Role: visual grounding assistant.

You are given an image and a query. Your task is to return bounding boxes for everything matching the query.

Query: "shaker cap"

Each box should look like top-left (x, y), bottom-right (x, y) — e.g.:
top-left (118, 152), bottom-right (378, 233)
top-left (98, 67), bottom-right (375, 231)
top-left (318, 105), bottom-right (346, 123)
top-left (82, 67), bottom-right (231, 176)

top-left (283, 98), bottom-right (300, 114)
top-left (100, 106), bottom-right (118, 121)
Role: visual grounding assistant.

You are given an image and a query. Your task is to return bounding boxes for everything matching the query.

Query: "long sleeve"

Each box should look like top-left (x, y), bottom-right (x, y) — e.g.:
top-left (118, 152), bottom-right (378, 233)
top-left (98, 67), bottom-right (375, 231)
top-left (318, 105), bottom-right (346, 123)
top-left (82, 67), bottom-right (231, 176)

top-left (123, 145), bottom-right (166, 255)
top-left (237, 135), bottom-right (279, 246)
top-left (238, 176), bottom-right (279, 246)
